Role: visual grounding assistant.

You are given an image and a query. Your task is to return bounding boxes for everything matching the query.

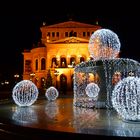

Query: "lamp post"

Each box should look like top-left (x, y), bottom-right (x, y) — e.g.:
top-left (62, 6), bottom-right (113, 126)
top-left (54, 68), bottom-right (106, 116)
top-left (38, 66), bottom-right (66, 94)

top-left (14, 74), bottom-right (19, 83)
top-left (30, 72), bottom-right (35, 82)
top-left (54, 70), bottom-right (59, 89)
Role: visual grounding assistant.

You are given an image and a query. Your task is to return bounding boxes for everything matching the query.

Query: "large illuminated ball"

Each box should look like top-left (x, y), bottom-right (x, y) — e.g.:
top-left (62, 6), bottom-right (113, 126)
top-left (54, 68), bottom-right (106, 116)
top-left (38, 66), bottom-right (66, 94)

top-left (12, 80), bottom-right (39, 106)
top-left (85, 82), bottom-right (100, 98)
top-left (45, 86), bottom-right (59, 101)
top-left (88, 29), bottom-right (121, 60)
top-left (112, 76), bottom-right (140, 121)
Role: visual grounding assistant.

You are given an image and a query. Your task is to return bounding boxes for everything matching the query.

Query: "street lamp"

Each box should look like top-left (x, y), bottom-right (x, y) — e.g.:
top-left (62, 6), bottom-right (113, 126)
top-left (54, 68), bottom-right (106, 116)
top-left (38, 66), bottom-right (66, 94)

top-left (14, 74), bottom-right (19, 83)
top-left (30, 72), bottom-right (35, 82)
top-left (54, 70), bottom-right (59, 89)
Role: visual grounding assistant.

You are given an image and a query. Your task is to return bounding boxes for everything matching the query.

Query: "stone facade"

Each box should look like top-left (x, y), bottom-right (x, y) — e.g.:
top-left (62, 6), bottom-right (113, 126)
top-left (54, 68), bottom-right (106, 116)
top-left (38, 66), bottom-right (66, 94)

top-left (22, 20), bottom-right (101, 94)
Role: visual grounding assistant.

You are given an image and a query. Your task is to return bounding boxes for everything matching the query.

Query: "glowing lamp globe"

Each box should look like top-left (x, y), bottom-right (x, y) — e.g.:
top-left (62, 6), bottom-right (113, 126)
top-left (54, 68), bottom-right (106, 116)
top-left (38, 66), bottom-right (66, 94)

top-left (12, 80), bottom-right (39, 106)
top-left (112, 76), bottom-right (140, 122)
top-left (88, 29), bottom-right (121, 60)
top-left (45, 86), bottom-right (59, 101)
top-left (85, 83), bottom-right (100, 99)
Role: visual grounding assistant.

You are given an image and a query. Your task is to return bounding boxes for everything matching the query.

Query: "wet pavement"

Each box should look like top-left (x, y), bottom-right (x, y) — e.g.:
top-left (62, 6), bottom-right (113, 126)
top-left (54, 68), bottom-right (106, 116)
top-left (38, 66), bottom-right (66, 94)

top-left (0, 97), bottom-right (140, 139)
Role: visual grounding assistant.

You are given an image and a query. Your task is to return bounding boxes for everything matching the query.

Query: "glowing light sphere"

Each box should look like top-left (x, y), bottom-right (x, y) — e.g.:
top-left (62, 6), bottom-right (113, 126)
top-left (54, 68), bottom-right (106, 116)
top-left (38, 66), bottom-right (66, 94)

top-left (112, 76), bottom-right (140, 121)
top-left (85, 82), bottom-right (100, 98)
top-left (88, 29), bottom-right (121, 60)
top-left (12, 80), bottom-right (39, 106)
top-left (45, 86), bottom-right (59, 101)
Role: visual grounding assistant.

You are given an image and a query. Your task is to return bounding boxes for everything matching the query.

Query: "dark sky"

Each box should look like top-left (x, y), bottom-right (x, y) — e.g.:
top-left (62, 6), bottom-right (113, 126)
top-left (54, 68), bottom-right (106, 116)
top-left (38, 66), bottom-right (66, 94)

top-left (0, 1), bottom-right (140, 79)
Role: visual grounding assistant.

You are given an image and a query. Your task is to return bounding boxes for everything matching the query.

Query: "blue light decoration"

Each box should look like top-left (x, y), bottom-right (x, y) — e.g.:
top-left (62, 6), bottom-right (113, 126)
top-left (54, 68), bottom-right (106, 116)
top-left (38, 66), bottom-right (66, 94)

top-left (88, 29), bottom-right (120, 60)
top-left (12, 107), bottom-right (38, 124)
top-left (12, 80), bottom-right (39, 106)
top-left (112, 76), bottom-right (140, 122)
top-left (85, 82), bottom-right (100, 98)
top-left (45, 86), bottom-right (59, 101)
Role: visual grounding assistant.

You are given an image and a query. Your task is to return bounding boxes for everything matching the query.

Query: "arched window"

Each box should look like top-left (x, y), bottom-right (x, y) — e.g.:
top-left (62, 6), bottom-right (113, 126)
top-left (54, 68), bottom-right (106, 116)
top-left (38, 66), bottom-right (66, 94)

top-left (35, 59), bottom-right (38, 71)
top-left (51, 57), bottom-right (57, 68)
top-left (80, 57), bottom-right (85, 63)
top-left (70, 57), bottom-right (76, 66)
top-left (41, 58), bottom-right (46, 70)
top-left (61, 57), bottom-right (67, 68)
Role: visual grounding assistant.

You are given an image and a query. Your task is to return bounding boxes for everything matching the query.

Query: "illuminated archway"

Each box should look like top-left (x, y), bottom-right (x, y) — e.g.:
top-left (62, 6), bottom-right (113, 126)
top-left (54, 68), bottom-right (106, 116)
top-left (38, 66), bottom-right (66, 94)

top-left (60, 57), bottom-right (67, 68)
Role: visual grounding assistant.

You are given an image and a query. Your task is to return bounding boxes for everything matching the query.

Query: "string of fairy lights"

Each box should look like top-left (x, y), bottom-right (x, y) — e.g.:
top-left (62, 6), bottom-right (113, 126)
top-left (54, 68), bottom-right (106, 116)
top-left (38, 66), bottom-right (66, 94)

top-left (12, 28), bottom-right (140, 123)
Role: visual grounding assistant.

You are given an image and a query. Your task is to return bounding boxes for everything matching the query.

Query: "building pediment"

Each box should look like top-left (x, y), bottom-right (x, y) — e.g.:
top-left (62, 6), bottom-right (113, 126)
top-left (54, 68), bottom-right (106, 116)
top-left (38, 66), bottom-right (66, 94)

top-left (43, 21), bottom-right (100, 28)
top-left (50, 37), bottom-right (89, 44)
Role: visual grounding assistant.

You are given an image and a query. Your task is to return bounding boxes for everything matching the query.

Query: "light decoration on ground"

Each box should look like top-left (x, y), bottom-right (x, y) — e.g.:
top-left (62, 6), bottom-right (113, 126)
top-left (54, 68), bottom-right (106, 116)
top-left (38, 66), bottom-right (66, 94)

top-left (45, 86), bottom-right (59, 101)
top-left (12, 80), bottom-right (39, 106)
top-left (112, 76), bottom-right (140, 121)
top-left (74, 28), bottom-right (140, 109)
top-left (85, 82), bottom-right (100, 98)
top-left (12, 107), bottom-right (38, 124)
top-left (88, 29), bottom-right (121, 60)
top-left (45, 101), bottom-right (59, 119)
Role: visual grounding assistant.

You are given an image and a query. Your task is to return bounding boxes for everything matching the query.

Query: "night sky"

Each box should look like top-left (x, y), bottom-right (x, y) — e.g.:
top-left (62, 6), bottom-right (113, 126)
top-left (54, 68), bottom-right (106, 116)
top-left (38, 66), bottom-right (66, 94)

top-left (0, 1), bottom-right (140, 80)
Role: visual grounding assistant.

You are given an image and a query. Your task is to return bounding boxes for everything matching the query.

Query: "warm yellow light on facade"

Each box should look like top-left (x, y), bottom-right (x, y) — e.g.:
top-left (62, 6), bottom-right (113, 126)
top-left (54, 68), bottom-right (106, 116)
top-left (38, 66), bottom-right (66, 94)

top-left (89, 73), bottom-right (95, 82)
top-left (67, 55), bottom-right (70, 58)
top-left (68, 65), bottom-right (73, 68)
top-left (56, 55), bottom-right (60, 61)
top-left (23, 20), bottom-right (102, 90)
top-left (78, 55), bottom-right (81, 58)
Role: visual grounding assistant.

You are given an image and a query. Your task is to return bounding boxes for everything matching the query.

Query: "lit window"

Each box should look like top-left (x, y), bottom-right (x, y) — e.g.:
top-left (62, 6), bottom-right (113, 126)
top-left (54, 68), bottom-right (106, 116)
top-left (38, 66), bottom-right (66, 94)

top-left (61, 57), bottom-right (67, 68)
top-left (70, 57), bottom-right (76, 65)
top-left (51, 57), bottom-right (57, 68)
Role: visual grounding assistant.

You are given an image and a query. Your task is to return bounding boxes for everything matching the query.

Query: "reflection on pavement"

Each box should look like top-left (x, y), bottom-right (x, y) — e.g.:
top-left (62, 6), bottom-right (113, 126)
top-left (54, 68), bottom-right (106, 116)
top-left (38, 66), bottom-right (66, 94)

top-left (0, 98), bottom-right (140, 138)
top-left (73, 106), bottom-right (99, 131)
top-left (12, 106), bottom-right (38, 125)
top-left (45, 101), bottom-right (59, 119)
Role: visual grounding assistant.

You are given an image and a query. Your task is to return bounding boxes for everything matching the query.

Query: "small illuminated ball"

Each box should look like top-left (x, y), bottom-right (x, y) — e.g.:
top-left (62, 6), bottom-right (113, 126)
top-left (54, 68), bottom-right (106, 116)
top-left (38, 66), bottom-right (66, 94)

top-left (12, 80), bottom-right (39, 107)
top-left (88, 29), bottom-right (121, 60)
top-left (85, 83), bottom-right (100, 98)
top-left (45, 86), bottom-right (59, 101)
top-left (112, 76), bottom-right (140, 121)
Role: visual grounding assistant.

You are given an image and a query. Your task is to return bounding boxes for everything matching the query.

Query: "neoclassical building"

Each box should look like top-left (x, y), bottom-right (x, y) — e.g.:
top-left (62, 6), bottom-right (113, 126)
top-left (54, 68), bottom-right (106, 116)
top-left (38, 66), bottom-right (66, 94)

top-left (22, 20), bottom-right (101, 94)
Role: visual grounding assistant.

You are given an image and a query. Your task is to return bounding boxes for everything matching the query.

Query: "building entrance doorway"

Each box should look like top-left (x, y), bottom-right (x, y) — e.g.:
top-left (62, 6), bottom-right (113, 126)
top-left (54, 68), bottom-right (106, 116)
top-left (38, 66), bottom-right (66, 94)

top-left (60, 74), bottom-right (67, 94)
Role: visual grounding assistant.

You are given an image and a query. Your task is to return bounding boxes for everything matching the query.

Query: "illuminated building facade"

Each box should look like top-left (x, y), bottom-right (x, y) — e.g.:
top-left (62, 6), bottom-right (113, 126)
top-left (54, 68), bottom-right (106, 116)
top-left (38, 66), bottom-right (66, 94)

top-left (22, 20), bottom-right (101, 94)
